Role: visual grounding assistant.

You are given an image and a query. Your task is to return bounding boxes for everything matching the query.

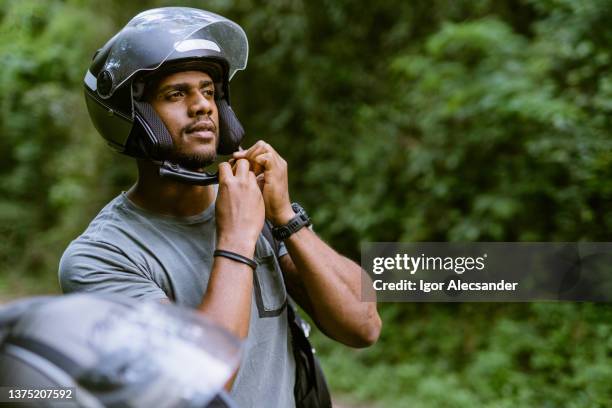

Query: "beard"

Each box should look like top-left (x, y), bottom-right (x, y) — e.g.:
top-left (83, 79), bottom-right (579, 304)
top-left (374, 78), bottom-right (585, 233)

top-left (166, 119), bottom-right (219, 170)
top-left (167, 148), bottom-right (217, 170)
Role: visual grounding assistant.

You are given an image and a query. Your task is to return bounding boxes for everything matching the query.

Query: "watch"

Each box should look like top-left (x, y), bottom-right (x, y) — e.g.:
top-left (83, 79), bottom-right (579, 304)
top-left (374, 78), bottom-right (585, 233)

top-left (272, 203), bottom-right (312, 241)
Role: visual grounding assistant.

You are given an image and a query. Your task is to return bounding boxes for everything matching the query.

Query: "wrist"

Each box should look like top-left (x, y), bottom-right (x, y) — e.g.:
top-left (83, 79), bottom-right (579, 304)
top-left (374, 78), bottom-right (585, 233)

top-left (217, 235), bottom-right (257, 258)
top-left (214, 249), bottom-right (258, 270)
top-left (271, 205), bottom-right (296, 226)
top-left (271, 203), bottom-right (312, 241)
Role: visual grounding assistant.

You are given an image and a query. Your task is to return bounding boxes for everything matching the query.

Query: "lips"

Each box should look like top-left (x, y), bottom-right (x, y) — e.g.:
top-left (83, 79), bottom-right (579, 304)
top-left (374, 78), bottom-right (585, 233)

top-left (187, 121), bottom-right (216, 134)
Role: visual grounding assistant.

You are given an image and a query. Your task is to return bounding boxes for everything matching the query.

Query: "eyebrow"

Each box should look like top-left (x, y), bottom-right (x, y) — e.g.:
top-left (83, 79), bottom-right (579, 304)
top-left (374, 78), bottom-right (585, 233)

top-left (157, 79), bottom-right (214, 95)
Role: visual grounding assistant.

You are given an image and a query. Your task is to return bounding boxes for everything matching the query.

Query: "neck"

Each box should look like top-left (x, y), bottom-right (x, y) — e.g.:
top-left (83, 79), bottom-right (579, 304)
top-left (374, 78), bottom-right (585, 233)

top-left (127, 160), bottom-right (216, 217)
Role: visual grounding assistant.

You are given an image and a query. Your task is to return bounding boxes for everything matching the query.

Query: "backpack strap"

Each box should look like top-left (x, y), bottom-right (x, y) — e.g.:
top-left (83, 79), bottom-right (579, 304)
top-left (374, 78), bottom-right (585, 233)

top-left (261, 221), bottom-right (332, 408)
top-left (262, 220), bottom-right (281, 257)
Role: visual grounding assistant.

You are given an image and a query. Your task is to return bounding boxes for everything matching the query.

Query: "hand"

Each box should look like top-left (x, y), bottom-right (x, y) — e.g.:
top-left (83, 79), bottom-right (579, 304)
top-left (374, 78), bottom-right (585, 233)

top-left (215, 159), bottom-right (265, 257)
top-left (232, 141), bottom-right (295, 226)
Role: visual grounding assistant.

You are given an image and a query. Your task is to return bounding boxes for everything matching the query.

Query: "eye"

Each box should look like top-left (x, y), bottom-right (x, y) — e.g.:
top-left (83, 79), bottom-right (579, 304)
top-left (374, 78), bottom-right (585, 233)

top-left (202, 88), bottom-right (215, 97)
top-left (166, 90), bottom-right (184, 100)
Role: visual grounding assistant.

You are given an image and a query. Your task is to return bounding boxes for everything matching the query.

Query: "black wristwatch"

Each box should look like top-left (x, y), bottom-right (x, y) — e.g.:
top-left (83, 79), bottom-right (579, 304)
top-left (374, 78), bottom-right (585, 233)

top-left (272, 203), bottom-right (312, 241)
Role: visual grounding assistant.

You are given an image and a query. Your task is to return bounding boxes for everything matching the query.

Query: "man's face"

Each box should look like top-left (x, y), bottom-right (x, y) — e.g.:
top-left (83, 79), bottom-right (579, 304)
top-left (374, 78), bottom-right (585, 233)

top-left (149, 70), bottom-right (219, 170)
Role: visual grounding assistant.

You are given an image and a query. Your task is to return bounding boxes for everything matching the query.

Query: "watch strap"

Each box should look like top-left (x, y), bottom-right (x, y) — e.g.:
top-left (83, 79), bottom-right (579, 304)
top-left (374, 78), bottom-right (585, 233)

top-left (272, 203), bottom-right (311, 241)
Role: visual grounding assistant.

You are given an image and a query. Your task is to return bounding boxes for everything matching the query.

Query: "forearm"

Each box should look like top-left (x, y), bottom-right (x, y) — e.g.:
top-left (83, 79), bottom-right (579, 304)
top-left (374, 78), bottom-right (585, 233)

top-left (197, 240), bottom-right (256, 392)
top-left (198, 235), bottom-right (256, 338)
top-left (284, 227), bottom-right (381, 347)
top-left (199, 159), bottom-right (264, 391)
top-left (198, 257), bottom-right (253, 338)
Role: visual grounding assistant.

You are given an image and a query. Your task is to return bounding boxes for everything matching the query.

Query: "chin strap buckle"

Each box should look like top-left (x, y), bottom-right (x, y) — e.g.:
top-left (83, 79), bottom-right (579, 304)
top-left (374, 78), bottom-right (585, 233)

top-left (158, 161), bottom-right (219, 185)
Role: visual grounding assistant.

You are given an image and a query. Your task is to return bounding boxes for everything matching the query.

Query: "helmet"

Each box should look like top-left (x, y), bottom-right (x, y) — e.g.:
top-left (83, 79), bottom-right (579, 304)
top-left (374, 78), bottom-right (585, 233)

top-left (0, 294), bottom-right (241, 408)
top-left (84, 7), bottom-right (249, 185)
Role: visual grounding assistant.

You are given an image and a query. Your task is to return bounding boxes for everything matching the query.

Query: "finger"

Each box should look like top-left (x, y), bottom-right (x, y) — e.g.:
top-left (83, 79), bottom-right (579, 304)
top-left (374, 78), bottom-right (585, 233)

top-left (247, 151), bottom-right (265, 175)
top-left (228, 158), bottom-right (238, 173)
top-left (246, 146), bottom-right (265, 162)
top-left (254, 153), bottom-right (273, 171)
top-left (233, 140), bottom-right (271, 160)
top-left (231, 146), bottom-right (246, 158)
top-left (233, 145), bottom-right (263, 161)
top-left (248, 170), bottom-right (257, 184)
top-left (232, 141), bottom-right (260, 158)
top-left (245, 142), bottom-right (274, 168)
top-left (233, 145), bottom-right (267, 175)
top-left (248, 171), bottom-right (262, 195)
top-left (256, 173), bottom-right (265, 191)
top-left (249, 143), bottom-right (282, 170)
top-left (261, 140), bottom-right (277, 155)
top-left (253, 140), bottom-right (278, 158)
top-left (218, 162), bottom-right (232, 183)
top-left (235, 158), bottom-right (250, 178)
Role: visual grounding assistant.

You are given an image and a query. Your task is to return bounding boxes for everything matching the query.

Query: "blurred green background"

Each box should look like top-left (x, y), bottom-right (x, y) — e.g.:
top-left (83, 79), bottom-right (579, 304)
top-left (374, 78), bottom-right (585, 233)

top-left (1, 0), bottom-right (612, 406)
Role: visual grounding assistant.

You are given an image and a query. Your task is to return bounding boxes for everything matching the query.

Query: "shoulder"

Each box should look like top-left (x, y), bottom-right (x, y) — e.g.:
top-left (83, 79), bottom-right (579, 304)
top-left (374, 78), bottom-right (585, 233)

top-left (58, 195), bottom-right (157, 292)
top-left (58, 235), bottom-right (168, 301)
top-left (59, 236), bottom-right (138, 286)
top-left (78, 193), bottom-right (143, 241)
top-left (64, 193), bottom-right (160, 258)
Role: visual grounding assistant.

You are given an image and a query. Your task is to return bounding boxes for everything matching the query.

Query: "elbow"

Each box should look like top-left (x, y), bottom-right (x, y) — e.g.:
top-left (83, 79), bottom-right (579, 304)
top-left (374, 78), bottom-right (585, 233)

top-left (364, 313), bottom-right (383, 347)
top-left (351, 313), bottom-right (382, 348)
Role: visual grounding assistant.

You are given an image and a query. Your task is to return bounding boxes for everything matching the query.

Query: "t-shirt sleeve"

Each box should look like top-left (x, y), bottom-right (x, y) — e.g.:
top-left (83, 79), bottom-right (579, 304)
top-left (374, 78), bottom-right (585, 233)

top-left (58, 239), bottom-right (169, 302)
top-left (277, 240), bottom-right (288, 258)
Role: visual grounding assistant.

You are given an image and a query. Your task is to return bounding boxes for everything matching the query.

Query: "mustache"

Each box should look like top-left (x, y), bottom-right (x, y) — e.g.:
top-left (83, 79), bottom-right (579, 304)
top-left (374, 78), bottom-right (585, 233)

top-left (184, 119), bottom-right (217, 134)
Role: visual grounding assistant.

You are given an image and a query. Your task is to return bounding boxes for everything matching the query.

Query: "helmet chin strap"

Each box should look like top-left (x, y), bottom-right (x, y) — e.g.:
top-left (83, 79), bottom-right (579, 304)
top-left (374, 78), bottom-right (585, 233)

top-left (157, 160), bottom-right (219, 185)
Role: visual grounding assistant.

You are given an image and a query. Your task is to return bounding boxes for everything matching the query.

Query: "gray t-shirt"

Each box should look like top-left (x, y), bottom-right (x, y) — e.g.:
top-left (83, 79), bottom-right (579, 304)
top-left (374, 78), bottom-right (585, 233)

top-left (59, 192), bottom-right (296, 408)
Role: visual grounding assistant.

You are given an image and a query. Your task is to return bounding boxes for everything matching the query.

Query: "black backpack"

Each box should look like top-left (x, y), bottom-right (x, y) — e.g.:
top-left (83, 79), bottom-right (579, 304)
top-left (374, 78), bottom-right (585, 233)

top-left (262, 222), bottom-right (332, 408)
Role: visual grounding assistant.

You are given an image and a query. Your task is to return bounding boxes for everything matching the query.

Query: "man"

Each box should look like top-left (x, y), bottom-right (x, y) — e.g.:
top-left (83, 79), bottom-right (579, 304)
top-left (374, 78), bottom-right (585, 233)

top-left (59, 7), bottom-right (381, 408)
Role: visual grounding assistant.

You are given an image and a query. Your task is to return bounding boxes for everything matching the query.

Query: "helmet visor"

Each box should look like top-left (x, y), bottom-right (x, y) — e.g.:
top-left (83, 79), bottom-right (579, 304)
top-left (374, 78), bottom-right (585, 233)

top-left (88, 300), bottom-right (242, 407)
top-left (102, 7), bottom-right (248, 95)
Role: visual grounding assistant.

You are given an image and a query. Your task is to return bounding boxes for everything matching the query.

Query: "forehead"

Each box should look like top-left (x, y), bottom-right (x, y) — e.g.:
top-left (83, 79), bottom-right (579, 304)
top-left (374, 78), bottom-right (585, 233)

top-left (156, 70), bottom-right (213, 88)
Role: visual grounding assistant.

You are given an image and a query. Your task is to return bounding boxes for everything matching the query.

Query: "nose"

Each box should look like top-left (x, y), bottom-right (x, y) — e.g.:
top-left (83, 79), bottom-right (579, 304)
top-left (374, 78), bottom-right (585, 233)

top-left (188, 90), bottom-right (214, 117)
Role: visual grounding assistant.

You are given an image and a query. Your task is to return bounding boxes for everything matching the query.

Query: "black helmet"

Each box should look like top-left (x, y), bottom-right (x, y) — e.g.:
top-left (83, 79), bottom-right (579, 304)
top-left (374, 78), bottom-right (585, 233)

top-left (84, 7), bottom-right (249, 185)
top-left (0, 294), bottom-right (241, 408)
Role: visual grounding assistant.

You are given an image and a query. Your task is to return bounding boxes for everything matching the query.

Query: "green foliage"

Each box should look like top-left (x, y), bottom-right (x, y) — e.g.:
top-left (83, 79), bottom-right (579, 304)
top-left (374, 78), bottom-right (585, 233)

top-left (310, 7), bottom-right (612, 245)
top-left (1, 0), bottom-right (611, 406)
top-left (0, 0), bottom-right (128, 285)
top-left (315, 303), bottom-right (612, 407)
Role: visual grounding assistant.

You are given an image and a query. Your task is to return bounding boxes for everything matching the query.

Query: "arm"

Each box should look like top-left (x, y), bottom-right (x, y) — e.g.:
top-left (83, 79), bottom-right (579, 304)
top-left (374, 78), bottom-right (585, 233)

top-left (199, 254), bottom-right (254, 392)
top-left (279, 231), bottom-right (381, 348)
top-left (196, 159), bottom-right (264, 338)
top-left (197, 159), bottom-right (265, 390)
top-left (233, 141), bottom-right (382, 348)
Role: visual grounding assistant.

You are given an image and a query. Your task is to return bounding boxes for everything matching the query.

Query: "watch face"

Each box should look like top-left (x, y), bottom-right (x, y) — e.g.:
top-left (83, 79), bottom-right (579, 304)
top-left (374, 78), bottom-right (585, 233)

top-left (291, 202), bottom-right (303, 214)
